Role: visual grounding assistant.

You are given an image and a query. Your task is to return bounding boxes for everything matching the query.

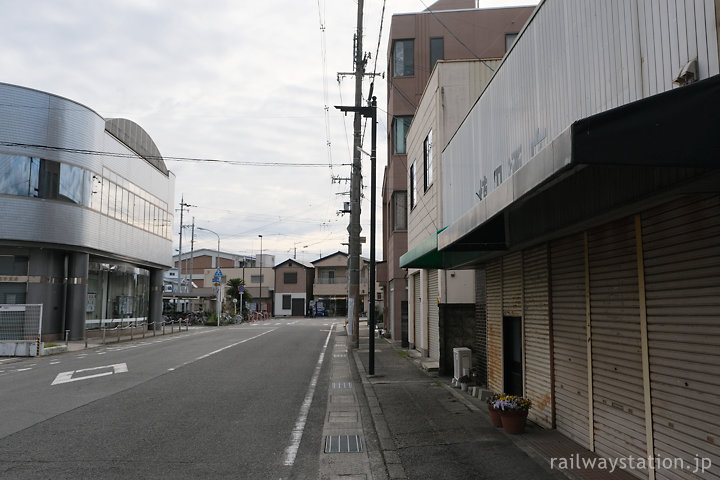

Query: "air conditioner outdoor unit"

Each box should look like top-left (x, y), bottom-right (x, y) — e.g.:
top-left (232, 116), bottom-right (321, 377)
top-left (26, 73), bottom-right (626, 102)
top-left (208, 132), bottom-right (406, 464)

top-left (453, 347), bottom-right (472, 382)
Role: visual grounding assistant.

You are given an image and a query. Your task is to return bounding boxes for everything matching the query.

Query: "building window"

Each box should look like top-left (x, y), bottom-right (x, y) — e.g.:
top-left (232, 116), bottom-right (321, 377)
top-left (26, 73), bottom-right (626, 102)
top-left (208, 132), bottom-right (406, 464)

top-left (409, 162), bottom-right (417, 210)
top-left (251, 274), bottom-right (264, 283)
top-left (423, 130), bottom-right (433, 192)
top-left (282, 294), bottom-right (291, 309)
top-left (393, 191), bottom-right (407, 231)
top-left (505, 33), bottom-right (519, 53)
top-left (393, 39), bottom-right (414, 77)
top-left (430, 37), bottom-right (444, 71)
top-left (393, 116), bottom-right (412, 154)
top-left (284, 272), bottom-right (298, 284)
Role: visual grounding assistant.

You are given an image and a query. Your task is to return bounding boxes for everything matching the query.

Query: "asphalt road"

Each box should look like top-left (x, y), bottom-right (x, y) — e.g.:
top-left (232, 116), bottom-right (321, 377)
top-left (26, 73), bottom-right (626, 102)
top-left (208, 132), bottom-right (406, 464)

top-left (0, 317), bottom-right (339, 479)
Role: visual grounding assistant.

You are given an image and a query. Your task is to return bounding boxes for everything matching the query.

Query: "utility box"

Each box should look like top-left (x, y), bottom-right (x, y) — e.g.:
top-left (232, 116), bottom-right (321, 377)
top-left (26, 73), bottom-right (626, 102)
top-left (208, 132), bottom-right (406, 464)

top-left (453, 347), bottom-right (472, 381)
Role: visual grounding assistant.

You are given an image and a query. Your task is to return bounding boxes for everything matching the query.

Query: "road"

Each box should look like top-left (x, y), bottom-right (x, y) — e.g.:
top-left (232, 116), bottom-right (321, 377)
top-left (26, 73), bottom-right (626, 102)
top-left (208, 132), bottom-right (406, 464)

top-left (0, 317), bottom-right (339, 479)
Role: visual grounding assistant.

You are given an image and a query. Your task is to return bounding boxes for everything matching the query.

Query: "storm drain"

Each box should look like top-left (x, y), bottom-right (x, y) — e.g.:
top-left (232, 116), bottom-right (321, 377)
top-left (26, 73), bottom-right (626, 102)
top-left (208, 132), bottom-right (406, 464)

top-left (324, 434), bottom-right (363, 453)
top-left (332, 382), bottom-right (353, 389)
top-left (333, 353), bottom-right (347, 358)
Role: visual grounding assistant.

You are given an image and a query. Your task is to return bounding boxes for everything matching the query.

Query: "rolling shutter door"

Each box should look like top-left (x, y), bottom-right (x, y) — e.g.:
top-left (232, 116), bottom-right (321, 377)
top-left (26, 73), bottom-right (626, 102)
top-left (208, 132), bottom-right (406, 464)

top-left (551, 233), bottom-right (591, 449)
top-left (642, 195), bottom-right (720, 480)
top-left (588, 218), bottom-right (647, 474)
top-left (414, 273), bottom-right (422, 350)
top-left (428, 269), bottom-right (440, 360)
top-left (523, 244), bottom-right (552, 428)
top-left (486, 260), bottom-right (503, 393)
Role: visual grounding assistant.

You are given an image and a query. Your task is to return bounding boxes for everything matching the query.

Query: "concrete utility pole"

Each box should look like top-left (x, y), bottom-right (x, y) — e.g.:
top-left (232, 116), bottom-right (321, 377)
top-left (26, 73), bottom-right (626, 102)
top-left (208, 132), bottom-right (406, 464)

top-left (347, 0), bottom-right (364, 349)
top-left (177, 196), bottom-right (193, 295)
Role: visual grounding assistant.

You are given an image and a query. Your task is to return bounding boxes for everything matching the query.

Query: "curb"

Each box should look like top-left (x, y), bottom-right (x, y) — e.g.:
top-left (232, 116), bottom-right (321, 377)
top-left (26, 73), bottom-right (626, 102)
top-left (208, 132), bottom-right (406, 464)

top-left (352, 345), bottom-right (408, 480)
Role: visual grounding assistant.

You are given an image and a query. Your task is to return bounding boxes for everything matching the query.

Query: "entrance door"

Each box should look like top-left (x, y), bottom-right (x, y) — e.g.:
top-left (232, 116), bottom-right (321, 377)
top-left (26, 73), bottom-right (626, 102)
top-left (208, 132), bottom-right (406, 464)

top-left (503, 316), bottom-right (523, 395)
top-left (291, 298), bottom-right (305, 316)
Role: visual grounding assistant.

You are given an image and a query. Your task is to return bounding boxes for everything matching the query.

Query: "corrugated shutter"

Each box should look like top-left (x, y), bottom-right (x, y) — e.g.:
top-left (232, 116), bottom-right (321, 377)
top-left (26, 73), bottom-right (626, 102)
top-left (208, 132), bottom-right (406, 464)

top-left (588, 218), bottom-right (647, 473)
top-left (551, 233), bottom-right (591, 449)
top-left (486, 260), bottom-right (503, 393)
top-left (503, 252), bottom-right (522, 317)
top-left (642, 195), bottom-right (720, 480)
top-left (523, 244), bottom-right (552, 428)
top-left (428, 269), bottom-right (440, 360)
top-left (414, 273), bottom-right (422, 350)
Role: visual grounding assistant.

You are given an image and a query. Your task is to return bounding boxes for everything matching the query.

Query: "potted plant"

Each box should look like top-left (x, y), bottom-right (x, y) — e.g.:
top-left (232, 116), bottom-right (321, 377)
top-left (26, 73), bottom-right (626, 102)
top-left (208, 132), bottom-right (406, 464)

top-left (486, 393), bottom-right (503, 427)
top-left (458, 375), bottom-right (470, 391)
top-left (491, 394), bottom-right (532, 434)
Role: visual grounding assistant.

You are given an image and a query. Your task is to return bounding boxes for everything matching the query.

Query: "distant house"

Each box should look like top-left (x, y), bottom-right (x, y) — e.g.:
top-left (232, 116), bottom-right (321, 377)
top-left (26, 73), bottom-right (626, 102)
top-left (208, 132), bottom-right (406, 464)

top-left (273, 259), bottom-right (315, 317)
top-left (312, 251), bottom-right (370, 317)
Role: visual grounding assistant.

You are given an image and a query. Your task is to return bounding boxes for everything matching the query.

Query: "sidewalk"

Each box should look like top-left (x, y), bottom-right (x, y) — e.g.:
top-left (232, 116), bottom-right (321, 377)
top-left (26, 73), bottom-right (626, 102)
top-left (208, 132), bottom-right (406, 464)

top-left (351, 322), bottom-right (637, 480)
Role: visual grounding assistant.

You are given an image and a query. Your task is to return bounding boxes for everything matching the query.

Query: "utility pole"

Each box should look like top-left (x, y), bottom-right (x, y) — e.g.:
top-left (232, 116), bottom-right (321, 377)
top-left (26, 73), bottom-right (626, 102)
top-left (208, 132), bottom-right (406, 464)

top-left (177, 196), bottom-right (194, 296)
top-left (347, 0), bottom-right (364, 349)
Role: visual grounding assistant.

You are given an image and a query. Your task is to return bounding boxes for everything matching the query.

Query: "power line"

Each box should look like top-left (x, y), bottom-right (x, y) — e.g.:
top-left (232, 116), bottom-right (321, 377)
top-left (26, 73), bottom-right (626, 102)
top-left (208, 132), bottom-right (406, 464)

top-left (0, 141), bottom-right (348, 167)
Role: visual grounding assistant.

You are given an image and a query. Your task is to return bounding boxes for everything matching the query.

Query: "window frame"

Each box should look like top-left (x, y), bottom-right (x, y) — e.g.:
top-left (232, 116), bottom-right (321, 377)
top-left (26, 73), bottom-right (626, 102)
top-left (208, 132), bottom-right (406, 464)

top-left (429, 37), bottom-right (444, 71)
top-left (392, 191), bottom-right (407, 231)
top-left (409, 162), bottom-right (417, 210)
top-left (392, 38), bottom-right (414, 77)
top-left (393, 116), bottom-right (413, 155)
top-left (423, 130), bottom-right (433, 192)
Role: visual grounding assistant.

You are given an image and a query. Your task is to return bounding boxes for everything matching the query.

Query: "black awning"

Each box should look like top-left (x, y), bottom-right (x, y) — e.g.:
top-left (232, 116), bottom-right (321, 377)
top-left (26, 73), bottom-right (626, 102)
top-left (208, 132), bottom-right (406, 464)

top-left (572, 74), bottom-right (720, 168)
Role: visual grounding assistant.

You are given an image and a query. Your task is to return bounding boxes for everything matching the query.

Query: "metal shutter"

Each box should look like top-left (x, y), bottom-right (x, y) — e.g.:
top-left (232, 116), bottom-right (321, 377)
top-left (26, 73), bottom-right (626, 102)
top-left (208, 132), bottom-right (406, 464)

top-left (486, 260), bottom-right (503, 393)
top-left (428, 269), bottom-right (440, 360)
top-left (588, 217), bottom-right (647, 472)
top-left (551, 233), bottom-right (591, 449)
top-left (414, 273), bottom-right (422, 351)
top-left (642, 195), bottom-right (720, 480)
top-left (523, 244), bottom-right (552, 428)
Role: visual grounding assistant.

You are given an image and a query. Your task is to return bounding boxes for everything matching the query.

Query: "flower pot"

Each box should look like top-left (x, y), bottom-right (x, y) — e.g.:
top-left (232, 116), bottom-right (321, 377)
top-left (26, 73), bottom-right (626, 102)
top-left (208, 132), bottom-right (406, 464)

top-left (488, 404), bottom-right (503, 428)
top-left (499, 409), bottom-right (528, 434)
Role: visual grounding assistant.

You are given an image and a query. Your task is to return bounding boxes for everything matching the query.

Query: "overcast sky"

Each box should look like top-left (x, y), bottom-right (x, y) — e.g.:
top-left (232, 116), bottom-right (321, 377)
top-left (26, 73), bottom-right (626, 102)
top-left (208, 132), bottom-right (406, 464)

top-left (3, 0), bottom-right (537, 266)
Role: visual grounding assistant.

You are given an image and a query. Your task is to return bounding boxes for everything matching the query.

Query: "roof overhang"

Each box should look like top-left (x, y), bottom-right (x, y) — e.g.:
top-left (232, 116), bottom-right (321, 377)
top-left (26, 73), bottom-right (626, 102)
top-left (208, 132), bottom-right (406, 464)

top-left (400, 227), bottom-right (497, 269)
top-left (439, 74), bottom-right (720, 265)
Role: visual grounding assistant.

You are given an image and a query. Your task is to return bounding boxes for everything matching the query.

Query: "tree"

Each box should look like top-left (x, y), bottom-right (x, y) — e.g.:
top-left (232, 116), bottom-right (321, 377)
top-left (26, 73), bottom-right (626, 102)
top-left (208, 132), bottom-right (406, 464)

top-left (226, 278), bottom-right (252, 315)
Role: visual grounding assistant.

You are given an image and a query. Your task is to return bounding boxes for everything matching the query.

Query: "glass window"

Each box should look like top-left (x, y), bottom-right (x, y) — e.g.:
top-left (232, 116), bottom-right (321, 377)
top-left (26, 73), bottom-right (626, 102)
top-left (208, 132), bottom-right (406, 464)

top-left (0, 155), bottom-right (39, 197)
top-left (0, 255), bottom-right (28, 275)
top-left (284, 272), bottom-right (298, 284)
top-left (393, 192), bottom-right (407, 231)
top-left (423, 130), bottom-right (433, 191)
top-left (393, 116), bottom-right (412, 154)
top-left (282, 294), bottom-right (291, 309)
top-left (37, 159), bottom-right (60, 199)
top-left (430, 37), bottom-right (444, 71)
top-left (393, 39), bottom-right (414, 77)
top-left (409, 163), bottom-right (416, 209)
top-left (59, 163), bottom-right (88, 205)
top-left (251, 274), bottom-right (264, 283)
top-left (505, 33), bottom-right (518, 53)
top-left (0, 283), bottom-right (26, 304)
top-left (89, 174), bottom-right (102, 211)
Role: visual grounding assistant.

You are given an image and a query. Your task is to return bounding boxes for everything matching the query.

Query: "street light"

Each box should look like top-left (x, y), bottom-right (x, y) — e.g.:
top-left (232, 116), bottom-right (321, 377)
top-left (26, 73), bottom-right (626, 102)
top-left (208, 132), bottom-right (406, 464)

top-left (258, 234), bottom-right (263, 315)
top-left (197, 226), bottom-right (221, 326)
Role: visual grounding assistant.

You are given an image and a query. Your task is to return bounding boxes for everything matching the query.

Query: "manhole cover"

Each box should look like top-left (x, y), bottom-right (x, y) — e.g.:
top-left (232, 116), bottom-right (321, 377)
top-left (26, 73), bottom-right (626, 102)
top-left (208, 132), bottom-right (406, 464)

top-left (324, 434), bottom-right (363, 453)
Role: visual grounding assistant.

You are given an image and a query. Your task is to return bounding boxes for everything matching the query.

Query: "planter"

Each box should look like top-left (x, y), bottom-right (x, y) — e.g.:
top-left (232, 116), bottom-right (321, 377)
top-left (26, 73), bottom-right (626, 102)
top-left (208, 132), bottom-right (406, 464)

top-left (499, 409), bottom-right (528, 434)
top-left (488, 405), bottom-right (503, 428)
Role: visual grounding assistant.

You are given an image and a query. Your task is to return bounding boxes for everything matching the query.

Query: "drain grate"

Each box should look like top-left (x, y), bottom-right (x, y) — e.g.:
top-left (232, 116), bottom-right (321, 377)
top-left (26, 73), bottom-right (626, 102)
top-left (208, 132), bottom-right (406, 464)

top-left (324, 434), bottom-right (363, 453)
top-left (333, 353), bottom-right (347, 358)
top-left (332, 382), bottom-right (353, 389)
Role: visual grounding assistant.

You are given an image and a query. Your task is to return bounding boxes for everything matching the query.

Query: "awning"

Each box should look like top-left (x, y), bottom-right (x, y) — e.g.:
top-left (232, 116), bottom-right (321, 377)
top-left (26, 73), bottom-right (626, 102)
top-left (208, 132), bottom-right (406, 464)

top-left (400, 227), bottom-right (485, 269)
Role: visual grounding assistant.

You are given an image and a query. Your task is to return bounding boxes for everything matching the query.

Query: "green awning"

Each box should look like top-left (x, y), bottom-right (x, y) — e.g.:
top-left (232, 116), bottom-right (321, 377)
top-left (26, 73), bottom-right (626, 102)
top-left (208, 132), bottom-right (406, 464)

top-left (399, 230), bottom-right (444, 268)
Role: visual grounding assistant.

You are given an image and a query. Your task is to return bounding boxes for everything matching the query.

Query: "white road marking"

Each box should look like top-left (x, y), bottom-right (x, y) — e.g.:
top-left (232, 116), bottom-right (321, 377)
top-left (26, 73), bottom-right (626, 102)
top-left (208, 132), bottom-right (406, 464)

top-left (51, 363), bottom-right (128, 385)
top-left (15, 368), bottom-right (32, 372)
top-left (283, 323), bottom-right (335, 466)
top-left (167, 328), bottom-right (278, 371)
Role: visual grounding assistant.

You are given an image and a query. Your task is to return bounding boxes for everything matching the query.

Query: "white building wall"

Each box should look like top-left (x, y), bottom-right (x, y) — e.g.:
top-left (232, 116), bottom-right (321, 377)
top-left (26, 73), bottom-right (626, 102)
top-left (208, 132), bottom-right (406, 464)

top-left (442, 0), bottom-right (720, 228)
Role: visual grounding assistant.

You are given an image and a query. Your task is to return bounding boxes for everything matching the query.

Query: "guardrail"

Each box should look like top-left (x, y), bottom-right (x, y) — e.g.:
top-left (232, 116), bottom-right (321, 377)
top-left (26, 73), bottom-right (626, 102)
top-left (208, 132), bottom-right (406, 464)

top-left (78, 317), bottom-right (190, 348)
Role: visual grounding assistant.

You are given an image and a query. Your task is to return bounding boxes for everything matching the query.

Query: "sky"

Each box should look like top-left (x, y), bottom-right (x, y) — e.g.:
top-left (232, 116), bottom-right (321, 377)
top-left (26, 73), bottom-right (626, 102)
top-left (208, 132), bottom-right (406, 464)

top-left (3, 0), bottom-right (537, 266)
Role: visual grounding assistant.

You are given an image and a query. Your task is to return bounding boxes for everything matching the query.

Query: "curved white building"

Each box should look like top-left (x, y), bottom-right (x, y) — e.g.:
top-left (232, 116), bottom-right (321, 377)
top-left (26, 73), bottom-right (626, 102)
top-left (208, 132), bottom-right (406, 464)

top-left (0, 82), bottom-right (175, 340)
